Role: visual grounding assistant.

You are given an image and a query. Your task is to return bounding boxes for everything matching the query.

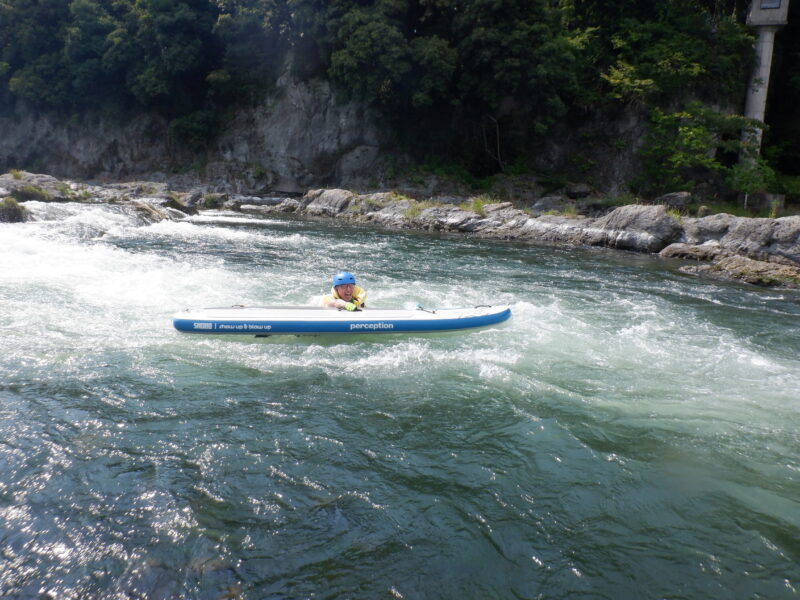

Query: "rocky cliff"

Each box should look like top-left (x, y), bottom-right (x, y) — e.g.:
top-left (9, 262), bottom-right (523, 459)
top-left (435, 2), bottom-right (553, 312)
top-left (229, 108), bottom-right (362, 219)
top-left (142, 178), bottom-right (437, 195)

top-left (0, 74), bottom-right (385, 195)
top-left (0, 66), bottom-right (653, 197)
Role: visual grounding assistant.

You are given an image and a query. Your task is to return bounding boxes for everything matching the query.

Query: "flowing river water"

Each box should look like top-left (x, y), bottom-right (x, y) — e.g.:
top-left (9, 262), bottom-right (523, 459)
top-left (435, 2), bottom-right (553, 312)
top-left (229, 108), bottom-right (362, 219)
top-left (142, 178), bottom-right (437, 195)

top-left (1, 201), bottom-right (799, 599)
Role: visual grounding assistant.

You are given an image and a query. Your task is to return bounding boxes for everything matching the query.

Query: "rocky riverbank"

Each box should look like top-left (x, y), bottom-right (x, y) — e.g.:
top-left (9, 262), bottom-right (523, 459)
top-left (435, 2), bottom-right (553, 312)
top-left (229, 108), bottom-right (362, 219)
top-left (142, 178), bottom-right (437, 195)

top-left (2, 171), bottom-right (799, 288)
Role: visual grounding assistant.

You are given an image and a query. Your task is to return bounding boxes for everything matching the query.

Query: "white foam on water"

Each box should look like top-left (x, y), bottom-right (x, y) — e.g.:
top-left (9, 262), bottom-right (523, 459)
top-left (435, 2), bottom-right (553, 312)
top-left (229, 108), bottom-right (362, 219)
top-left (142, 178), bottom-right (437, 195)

top-left (3, 204), bottom-right (799, 441)
top-left (2, 202), bottom-right (799, 600)
top-left (138, 219), bottom-right (314, 248)
top-left (187, 211), bottom-right (286, 226)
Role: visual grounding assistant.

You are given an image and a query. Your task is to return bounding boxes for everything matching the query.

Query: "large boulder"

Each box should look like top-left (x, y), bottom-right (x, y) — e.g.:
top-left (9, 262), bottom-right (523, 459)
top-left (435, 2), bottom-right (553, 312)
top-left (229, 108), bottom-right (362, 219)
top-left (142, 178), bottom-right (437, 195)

top-left (303, 188), bottom-right (355, 216)
top-left (659, 242), bottom-right (725, 261)
top-left (682, 213), bottom-right (738, 243)
top-left (417, 205), bottom-right (485, 232)
top-left (683, 214), bottom-right (800, 265)
top-left (0, 171), bottom-right (67, 201)
top-left (580, 204), bottom-right (683, 253)
top-left (513, 214), bottom-right (593, 245)
top-left (682, 254), bottom-right (800, 287)
top-left (346, 192), bottom-right (395, 215)
top-left (480, 202), bottom-right (531, 229)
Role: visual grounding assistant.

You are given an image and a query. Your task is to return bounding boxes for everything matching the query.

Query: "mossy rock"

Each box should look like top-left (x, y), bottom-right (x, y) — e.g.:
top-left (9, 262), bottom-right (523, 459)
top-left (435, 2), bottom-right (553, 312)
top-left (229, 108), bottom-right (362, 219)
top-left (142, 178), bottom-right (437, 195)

top-left (13, 184), bottom-right (52, 202)
top-left (0, 197), bottom-right (28, 222)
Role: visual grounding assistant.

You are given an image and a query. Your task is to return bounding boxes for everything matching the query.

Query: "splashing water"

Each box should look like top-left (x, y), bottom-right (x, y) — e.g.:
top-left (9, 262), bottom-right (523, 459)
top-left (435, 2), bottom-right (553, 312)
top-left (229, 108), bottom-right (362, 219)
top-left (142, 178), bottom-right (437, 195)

top-left (1, 203), bottom-right (798, 599)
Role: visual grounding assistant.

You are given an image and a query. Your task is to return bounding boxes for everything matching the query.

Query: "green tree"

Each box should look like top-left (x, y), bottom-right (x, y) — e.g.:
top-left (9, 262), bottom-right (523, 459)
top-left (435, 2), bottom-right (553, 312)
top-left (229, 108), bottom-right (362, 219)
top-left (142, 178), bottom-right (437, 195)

top-left (637, 101), bottom-right (755, 195)
top-left (328, 7), bottom-right (411, 105)
top-left (0, 0), bottom-right (72, 106)
top-left (124, 0), bottom-right (220, 114)
top-left (64, 0), bottom-right (125, 104)
top-left (209, 0), bottom-right (291, 101)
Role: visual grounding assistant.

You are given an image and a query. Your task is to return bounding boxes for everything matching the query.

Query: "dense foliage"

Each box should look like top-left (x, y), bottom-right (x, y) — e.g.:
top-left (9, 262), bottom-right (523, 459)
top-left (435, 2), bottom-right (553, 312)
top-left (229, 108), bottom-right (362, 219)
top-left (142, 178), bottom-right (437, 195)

top-left (1, 0), bottom-right (797, 188)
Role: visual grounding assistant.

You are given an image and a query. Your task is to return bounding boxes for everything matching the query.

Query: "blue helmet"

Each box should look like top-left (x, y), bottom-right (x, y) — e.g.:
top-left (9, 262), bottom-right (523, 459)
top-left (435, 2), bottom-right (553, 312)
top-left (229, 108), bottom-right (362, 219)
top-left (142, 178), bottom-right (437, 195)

top-left (332, 271), bottom-right (356, 287)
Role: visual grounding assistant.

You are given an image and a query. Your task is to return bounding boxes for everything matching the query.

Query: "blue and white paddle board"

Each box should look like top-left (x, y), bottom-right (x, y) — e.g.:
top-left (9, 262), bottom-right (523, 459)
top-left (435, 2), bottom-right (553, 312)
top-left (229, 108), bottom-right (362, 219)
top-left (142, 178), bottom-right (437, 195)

top-left (173, 305), bottom-right (511, 336)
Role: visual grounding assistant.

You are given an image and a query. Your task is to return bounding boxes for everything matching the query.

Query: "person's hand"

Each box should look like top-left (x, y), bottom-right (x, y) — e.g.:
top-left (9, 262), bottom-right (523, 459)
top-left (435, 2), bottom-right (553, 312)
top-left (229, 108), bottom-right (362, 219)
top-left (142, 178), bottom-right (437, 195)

top-left (343, 302), bottom-right (357, 311)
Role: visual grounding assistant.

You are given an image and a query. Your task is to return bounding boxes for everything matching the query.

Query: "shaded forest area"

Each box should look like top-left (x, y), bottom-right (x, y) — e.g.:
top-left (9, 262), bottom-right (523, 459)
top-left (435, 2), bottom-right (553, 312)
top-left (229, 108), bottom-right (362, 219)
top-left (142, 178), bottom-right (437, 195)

top-left (1, 0), bottom-right (798, 198)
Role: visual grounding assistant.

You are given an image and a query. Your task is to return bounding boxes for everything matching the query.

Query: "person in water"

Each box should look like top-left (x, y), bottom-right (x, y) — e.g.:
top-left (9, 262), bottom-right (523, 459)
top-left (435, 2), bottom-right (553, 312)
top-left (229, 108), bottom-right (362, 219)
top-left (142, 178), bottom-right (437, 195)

top-left (322, 271), bottom-right (367, 311)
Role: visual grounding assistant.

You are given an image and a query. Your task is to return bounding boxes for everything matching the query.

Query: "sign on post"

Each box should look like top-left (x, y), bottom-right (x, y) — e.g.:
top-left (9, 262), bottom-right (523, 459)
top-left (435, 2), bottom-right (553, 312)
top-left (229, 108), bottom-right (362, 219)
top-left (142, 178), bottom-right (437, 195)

top-left (748, 0), bottom-right (790, 25)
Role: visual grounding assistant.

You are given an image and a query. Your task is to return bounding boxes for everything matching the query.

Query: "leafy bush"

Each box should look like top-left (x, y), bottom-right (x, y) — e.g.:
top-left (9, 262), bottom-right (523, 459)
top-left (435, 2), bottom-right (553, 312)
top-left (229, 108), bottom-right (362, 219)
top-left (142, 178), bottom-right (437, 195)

top-left (726, 158), bottom-right (778, 195)
top-left (636, 102), bottom-right (754, 196)
top-left (460, 196), bottom-right (497, 217)
top-left (13, 185), bottom-right (52, 202)
top-left (202, 193), bottom-right (223, 209)
top-left (402, 200), bottom-right (437, 219)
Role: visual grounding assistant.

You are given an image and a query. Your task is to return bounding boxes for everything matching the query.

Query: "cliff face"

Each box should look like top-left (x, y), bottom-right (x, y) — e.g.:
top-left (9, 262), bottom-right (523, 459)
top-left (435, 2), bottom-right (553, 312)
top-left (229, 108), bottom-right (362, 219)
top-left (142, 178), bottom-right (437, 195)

top-left (0, 74), bottom-right (385, 194)
top-left (0, 69), bottom-right (650, 195)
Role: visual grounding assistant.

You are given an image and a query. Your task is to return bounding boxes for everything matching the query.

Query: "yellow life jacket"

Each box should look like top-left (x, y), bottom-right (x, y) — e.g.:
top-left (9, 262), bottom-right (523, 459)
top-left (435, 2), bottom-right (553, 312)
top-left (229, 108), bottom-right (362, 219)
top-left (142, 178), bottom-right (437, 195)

top-left (321, 285), bottom-right (367, 307)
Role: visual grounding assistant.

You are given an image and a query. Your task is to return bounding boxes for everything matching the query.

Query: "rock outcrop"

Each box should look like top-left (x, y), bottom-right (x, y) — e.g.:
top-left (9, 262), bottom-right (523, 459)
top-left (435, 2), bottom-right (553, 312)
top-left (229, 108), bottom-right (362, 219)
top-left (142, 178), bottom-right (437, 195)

top-left (682, 214), bottom-right (800, 265)
top-left (4, 171), bottom-right (799, 287)
top-left (579, 204), bottom-right (683, 253)
top-left (0, 74), bottom-right (385, 194)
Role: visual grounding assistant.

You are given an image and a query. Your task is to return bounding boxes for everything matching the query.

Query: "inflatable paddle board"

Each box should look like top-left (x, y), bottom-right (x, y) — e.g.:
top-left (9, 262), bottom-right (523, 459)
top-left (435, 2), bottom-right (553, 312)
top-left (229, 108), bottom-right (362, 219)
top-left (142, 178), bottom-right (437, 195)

top-left (173, 305), bottom-right (511, 336)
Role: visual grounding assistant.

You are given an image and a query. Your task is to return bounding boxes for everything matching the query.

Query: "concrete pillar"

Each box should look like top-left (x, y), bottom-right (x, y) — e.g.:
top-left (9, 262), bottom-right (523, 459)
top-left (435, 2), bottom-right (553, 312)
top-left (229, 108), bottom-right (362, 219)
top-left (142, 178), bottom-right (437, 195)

top-left (740, 0), bottom-right (791, 159)
top-left (742, 25), bottom-right (781, 153)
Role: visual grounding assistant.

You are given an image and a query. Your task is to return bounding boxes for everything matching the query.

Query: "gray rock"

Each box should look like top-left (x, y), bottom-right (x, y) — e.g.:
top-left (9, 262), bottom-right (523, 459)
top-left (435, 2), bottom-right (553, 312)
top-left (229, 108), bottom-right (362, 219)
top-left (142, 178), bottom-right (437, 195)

top-left (417, 205), bottom-right (486, 232)
top-left (346, 192), bottom-right (394, 215)
top-left (484, 202), bottom-right (513, 213)
top-left (655, 191), bottom-right (692, 208)
top-left (428, 195), bottom-right (465, 205)
top-left (659, 242), bottom-right (724, 261)
top-left (0, 171), bottom-right (68, 201)
top-left (363, 198), bottom-right (415, 228)
top-left (770, 216), bottom-right (800, 264)
top-left (682, 213), bottom-right (737, 243)
top-left (684, 214), bottom-right (800, 265)
top-left (164, 207), bottom-right (189, 220)
top-left (719, 217), bottom-right (782, 262)
top-left (304, 189), bottom-right (355, 216)
top-left (683, 254), bottom-right (800, 287)
top-left (581, 204), bottom-right (683, 252)
top-left (129, 201), bottom-right (173, 224)
top-left (565, 183), bottom-right (593, 199)
top-left (240, 198), bottom-right (302, 215)
top-left (0, 67), bottom-right (385, 192)
top-left (519, 215), bottom-right (592, 245)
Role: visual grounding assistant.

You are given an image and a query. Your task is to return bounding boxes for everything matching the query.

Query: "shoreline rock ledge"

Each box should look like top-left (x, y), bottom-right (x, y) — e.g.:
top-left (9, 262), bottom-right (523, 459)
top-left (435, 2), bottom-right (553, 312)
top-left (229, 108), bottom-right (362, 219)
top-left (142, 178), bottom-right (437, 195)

top-left (2, 171), bottom-right (799, 289)
top-left (245, 188), bottom-right (800, 288)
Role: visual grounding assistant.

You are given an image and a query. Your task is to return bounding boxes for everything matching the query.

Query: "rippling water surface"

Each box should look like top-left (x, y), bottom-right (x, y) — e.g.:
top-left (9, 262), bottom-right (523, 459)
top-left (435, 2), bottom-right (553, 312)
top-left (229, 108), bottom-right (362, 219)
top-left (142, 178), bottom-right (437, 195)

top-left (1, 202), bottom-right (799, 599)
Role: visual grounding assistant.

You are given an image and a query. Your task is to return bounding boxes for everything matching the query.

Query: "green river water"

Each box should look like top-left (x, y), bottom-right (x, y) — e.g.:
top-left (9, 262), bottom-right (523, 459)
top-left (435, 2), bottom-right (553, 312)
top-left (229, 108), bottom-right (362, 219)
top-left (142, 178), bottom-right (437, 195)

top-left (1, 202), bottom-right (799, 599)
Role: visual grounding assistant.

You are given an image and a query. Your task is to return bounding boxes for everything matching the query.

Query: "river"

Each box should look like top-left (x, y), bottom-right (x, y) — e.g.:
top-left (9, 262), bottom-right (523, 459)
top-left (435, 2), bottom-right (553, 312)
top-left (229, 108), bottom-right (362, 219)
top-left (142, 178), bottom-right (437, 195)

top-left (1, 201), bottom-right (799, 599)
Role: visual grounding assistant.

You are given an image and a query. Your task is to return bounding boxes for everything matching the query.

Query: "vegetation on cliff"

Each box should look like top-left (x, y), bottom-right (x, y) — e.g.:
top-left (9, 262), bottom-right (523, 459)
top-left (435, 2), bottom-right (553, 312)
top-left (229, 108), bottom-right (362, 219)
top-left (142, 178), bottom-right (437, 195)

top-left (0, 0), bottom-right (798, 197)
